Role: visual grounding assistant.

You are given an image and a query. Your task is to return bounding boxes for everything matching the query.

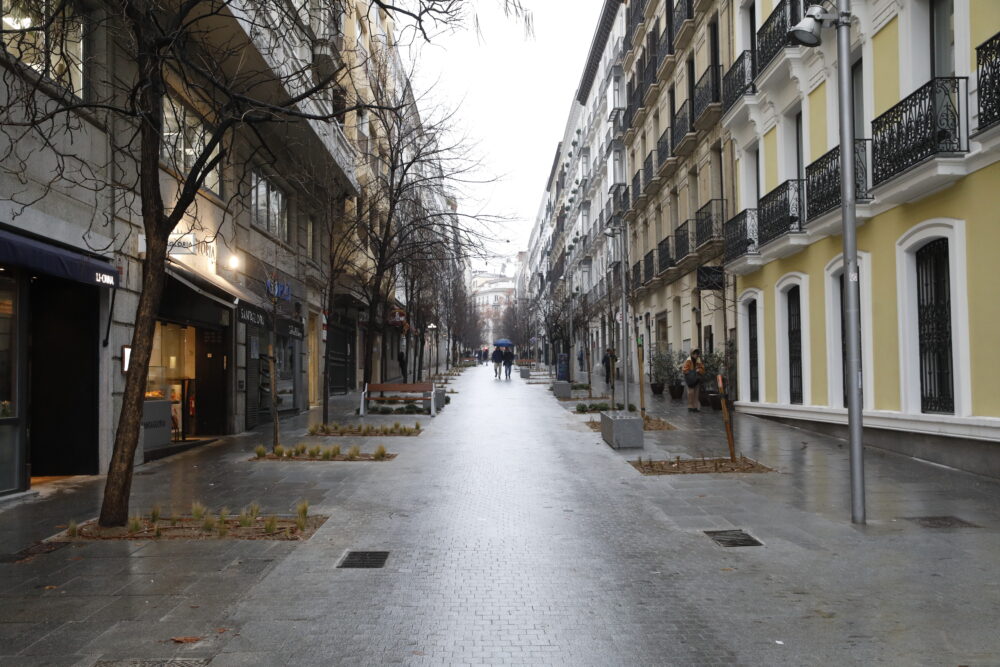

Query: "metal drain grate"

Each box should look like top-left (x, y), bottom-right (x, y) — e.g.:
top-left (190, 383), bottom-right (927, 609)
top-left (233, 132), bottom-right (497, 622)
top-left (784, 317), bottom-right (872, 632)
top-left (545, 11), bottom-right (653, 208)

top-left (903, 516), bottom-right (979, 529)
top-left (338, 551), bottom-right (389, 568)
top-left (704, 529), bottom-right (763, 547)
top-left (95, 661), bottom-right (209, 666)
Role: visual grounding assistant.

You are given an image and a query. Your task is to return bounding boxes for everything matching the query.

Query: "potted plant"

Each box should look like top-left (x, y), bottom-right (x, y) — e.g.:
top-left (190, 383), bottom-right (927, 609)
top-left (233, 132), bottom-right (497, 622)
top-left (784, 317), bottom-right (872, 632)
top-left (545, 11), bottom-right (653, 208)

top-left (649, 349), bottom-right (671, 396)
top-left (664, 350), bottom-right (686, 400)
top-left (701, 350), bottom-right (724, 410)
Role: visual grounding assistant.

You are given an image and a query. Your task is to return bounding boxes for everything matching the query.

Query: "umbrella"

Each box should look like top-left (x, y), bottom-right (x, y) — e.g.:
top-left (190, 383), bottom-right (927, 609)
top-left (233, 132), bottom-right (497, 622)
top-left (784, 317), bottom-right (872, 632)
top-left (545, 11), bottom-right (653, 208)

top-left (493, 339), bottom-right (514, 347)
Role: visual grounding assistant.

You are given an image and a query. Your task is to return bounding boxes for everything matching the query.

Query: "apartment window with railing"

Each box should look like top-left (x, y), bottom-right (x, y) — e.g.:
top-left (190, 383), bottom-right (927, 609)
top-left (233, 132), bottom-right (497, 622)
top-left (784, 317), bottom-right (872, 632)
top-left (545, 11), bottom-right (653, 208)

top-left (786, 285), bottom-right (803, 405)
top-left (251, 171), bottom-right (289, 243)
top-left (916, 238), bottom-right (954, 414)
top-left (2, 0), bottom-right (84, 96)
top-left (162, 97), bottom-right (221, 194)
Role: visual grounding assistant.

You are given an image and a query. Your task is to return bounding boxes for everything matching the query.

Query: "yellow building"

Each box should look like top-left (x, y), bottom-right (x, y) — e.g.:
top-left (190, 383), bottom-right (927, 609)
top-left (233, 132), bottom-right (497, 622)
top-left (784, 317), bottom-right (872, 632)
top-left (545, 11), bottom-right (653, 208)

top-left (721, 0), bottom-right (1000, 473)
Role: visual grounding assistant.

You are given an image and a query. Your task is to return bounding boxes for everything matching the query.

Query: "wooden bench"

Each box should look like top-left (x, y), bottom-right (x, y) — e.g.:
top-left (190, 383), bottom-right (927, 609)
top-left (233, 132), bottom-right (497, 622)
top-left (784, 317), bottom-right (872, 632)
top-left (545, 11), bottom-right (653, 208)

top-left (361, 382), bottom-right (436, 417)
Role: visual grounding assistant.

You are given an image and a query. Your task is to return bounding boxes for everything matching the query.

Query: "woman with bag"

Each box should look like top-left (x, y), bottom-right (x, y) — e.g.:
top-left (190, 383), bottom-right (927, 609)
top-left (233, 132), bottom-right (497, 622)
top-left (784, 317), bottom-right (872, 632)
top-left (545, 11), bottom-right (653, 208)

top-left (682, 349), bottom-right (706, 412)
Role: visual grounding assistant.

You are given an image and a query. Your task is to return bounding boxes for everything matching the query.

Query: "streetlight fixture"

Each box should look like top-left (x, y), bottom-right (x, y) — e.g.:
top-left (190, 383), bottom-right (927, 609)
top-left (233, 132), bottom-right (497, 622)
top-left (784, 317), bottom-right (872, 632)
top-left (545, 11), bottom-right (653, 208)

top-left (789, 0), bottom-right (866, 524)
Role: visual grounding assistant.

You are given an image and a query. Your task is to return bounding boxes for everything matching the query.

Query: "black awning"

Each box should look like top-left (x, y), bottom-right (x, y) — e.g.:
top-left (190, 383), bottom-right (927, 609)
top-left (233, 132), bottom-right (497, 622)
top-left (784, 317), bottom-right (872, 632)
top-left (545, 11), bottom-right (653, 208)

top-left (0, 229), bottom-right (118, 287)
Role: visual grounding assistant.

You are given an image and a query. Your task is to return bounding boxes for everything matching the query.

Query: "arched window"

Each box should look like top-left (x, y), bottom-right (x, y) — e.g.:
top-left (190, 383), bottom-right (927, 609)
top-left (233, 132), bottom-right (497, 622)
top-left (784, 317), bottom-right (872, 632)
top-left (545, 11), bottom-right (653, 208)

top-left (915, 238), bottom-right (954, 413)
top-left (775, 274), bottom-right (810, 405)
top-left (786, 286), bottom-right (803, 405)
top-left (746, 298), bottom-right (760, 402)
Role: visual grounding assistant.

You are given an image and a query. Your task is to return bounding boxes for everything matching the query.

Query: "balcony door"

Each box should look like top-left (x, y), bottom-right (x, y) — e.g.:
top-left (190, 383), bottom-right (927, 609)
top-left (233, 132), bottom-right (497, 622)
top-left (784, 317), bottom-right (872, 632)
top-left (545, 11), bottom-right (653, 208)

top-left (786, 285), bottom-right (803, 405)
top-left (930, 0), bottom-right (954, 79)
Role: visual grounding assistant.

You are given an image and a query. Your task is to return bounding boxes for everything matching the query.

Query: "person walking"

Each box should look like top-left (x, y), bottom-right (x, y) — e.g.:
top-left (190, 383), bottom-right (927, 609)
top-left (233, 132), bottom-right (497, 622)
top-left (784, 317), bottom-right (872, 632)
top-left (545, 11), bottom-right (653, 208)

top-left (577, 347), bottom-right (585, 372)
top-left (398, 349), bottom-right (407, 383)
top-left (682, 348), bottom-right (706, 412)
top-left (502, 348), bottom-right (514, 380)
top-left (601, 348), bottom-right (616, 387)
top-left (491, 347), bottom-right (504, 379)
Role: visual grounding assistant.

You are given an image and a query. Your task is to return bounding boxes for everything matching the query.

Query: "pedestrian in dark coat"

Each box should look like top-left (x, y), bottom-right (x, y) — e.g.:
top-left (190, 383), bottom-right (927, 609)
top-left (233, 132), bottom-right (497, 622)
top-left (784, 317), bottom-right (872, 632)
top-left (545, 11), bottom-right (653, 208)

top-left (602, 348), bottom-right (617, 386)
top-left (502, 348), bottom-right (514, 379)
top-left (491, 347), bottom-right (504, 379)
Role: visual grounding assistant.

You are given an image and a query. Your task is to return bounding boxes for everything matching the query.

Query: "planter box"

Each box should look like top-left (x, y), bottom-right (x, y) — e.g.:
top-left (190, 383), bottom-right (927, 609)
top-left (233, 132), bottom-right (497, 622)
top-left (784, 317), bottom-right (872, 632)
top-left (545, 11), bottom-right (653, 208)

top-left (552, 381), bottom-right (572, 399)
top-left (600, 411), bottom-right (644, 449)
top-left (520, 367), bottom-right (531, 379)
top-left (435, 388), bottom-right (446, 410)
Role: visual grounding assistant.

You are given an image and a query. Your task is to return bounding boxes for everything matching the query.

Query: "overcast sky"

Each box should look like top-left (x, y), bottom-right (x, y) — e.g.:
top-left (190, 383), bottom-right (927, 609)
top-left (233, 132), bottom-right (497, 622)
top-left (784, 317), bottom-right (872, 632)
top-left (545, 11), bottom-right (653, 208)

top-left (405, 1), bottom-right (604, 274)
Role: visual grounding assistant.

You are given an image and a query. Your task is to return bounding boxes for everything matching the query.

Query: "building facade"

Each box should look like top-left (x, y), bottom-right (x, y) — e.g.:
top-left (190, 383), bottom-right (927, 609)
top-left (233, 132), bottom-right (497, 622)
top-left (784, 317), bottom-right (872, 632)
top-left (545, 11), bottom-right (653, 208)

top-left (721, 0), bottom-right (1000, 473)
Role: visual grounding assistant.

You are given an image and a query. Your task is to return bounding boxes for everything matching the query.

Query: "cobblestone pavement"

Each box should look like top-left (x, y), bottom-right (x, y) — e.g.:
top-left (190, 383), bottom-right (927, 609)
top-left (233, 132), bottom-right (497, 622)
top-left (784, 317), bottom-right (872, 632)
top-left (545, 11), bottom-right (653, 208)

top-left (2, 365), bottom-right (1000, 666)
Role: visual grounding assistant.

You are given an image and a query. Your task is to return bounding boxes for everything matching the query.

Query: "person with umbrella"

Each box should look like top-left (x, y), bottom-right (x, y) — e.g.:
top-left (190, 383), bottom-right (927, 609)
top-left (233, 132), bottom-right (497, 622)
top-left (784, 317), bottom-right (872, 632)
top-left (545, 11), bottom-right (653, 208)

top-left (502, 346), bottom-right (515, 380)
top-left (491, 345), bottom-right (504, 379)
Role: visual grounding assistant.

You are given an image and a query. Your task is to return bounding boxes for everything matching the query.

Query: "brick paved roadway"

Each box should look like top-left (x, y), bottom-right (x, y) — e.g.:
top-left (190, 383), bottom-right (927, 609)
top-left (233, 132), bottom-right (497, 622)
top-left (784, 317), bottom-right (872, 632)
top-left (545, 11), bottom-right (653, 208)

top-left (1, 365), bottom-right (1000, 665)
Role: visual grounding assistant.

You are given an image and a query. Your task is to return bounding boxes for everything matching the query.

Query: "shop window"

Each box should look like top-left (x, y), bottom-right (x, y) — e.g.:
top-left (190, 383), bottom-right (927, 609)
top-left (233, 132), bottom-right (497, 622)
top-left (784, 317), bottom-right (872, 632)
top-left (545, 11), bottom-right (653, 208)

top-left (145, 322), bottom-right (197, 438)
top-left (251, 171), bottom-right (289, 242)
top-left (1, 0), bottom-right (84, 96)
top-left (916, 238), bottom-right (954, 414)
top-left (0, 276), bottom-right (16, 417)
top-left (162, 96), bottom-right (221, 194)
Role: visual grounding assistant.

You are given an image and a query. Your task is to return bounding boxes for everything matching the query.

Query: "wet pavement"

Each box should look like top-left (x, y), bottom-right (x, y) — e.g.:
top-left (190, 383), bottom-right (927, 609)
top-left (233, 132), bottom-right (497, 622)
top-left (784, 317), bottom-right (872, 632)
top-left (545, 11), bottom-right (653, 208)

top-left (1, 365), bottom-right (999, 665)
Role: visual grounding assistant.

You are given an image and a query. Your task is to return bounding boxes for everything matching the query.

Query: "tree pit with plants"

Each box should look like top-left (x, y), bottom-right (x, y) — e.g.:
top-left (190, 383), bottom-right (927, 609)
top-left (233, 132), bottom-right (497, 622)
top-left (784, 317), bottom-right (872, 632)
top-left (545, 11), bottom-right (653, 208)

top-left (575, 402), bottom-right (636, 414)
top-left (585, 414), bottom-right (675, 431)
top-left (53, 501), bottom-right (325, 541)
top-left (252, 444), bottom-right (394, 461)
top-left (308, 421), bottom-right (422, 437)
top-left (559, 394), bottom-right (610, 402)
top-left (630, 455), bottom-right (772, 475)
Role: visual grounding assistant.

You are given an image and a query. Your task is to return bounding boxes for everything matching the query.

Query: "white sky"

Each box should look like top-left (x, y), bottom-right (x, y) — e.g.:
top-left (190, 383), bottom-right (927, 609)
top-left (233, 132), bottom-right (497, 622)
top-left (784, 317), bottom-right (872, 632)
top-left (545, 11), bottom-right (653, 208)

top-left (405, 1), bottom-right (604, 273)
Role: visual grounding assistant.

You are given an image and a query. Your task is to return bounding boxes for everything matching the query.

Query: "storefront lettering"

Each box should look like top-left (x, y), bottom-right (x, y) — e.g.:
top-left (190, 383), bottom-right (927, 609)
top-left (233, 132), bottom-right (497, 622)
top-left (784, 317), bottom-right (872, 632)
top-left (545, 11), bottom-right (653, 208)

top-left (168, 232), bottom-right (217, 260)
top-left (95, 272), bottom-right (116, 286)
top-left (239, 306), bottom-right (266, 327)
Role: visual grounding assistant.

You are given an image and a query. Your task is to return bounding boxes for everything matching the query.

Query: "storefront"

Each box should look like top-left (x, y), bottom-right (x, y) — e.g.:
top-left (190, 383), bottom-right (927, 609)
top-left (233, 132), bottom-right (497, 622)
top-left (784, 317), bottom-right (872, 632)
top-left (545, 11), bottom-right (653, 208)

top-left (143, 268), bottom-right (234, 458)
top-left (0, 227), bottom-right (117, 497)
top-left (239, 301), bottom-right (304, 429)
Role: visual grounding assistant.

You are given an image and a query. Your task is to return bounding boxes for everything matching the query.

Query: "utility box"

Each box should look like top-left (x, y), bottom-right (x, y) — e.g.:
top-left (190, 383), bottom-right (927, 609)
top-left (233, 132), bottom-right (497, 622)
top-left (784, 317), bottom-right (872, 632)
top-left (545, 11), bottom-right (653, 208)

top-left (552, 381), bottom-right (572, 399)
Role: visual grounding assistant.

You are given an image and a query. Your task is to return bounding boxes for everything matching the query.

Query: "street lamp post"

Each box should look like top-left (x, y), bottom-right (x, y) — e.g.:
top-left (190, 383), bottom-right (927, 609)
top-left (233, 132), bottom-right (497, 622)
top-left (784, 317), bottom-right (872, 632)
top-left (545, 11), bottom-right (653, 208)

top-left (604, 224), bottom-right (630, 411)
top-left (789, 0), bottom-right (866, 524)
top-left (427, 323), bottom-right (439, 377)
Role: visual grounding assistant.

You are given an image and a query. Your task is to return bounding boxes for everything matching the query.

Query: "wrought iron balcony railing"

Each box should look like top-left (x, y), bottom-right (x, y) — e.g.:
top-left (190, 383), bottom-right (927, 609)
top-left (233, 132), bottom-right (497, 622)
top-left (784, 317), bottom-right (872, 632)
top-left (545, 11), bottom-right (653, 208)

top-left (695, 199), bottom-right (726, 248)
top-left (643, 152), bottom-right (654, 188)
top-left (671, 99), bottom-right (693, 150)
top-left (674, 220), bottom-right (693, 260)
top-left (723, 209), bottom-right (758, 262)
top-left (632, 261), bottom-right (642, 290)
top-left (805, 139), bottom-right (872, 221)
top-left (658, 237), bottom-right (674, 273)
top-left (693, 66), bottom-right (722, 124)
top-left (671, 0), bottom-right (694, 44)
top-left (657, 24), bottom-right (673, 68)
top-left (620, 185), bottom-right (630, 213)
top-left (871, 77), bottom-right (968, 186)
top-left (723, 50), bottom-right (756, 112)
top-left (631, 172), bottom-right (642, 206)
top-left (657, 129), bottom-right (672, 166)
top-left (758, 179), bottom-right (805, 246)
top-left (756, 0), bottom-right (802, 75)
top-left (977, 30), bottom-right (1000, 131)
top-left (644, 251), bottom-right (655, 283)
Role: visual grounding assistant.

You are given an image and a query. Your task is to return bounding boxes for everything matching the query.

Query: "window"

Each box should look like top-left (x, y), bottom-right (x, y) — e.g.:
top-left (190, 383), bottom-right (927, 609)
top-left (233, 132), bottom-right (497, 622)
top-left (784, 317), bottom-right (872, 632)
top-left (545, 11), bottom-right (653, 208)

top-left (851, 58), bottom-right (865, 140)
top-left (162, 97), bottom-right (221, 193)
top-left (787, 285), bottom-right (803, 404)
top-left (251, 172), bottom-right (288, 242)
top-left (2, 0), bottom-right (83, 95)
top-left (794, 111), bottom-right (805, 180)
top-left (306, 215), bottom-right (321, 262)
top-left (930, 0), bottom-right (954, 78)
top-left (746, 298), bottom-right (759, 402)
top-left (916, 238), bottom-right (953, 413)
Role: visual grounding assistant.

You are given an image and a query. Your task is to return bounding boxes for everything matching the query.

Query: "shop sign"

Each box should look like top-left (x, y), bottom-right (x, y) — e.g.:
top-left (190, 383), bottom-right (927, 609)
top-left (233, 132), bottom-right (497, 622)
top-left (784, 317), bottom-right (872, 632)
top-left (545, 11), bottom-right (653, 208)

top-left (168, 232), bottom-right (217, 261)
top-left (279, 318), bottom-right (304, 339)
top-left (266, 279), bottom-right (292, 301)
top-left (237, 303), bottom-right (269, 328)
top-left (387, 308), bottom-right (406, 327)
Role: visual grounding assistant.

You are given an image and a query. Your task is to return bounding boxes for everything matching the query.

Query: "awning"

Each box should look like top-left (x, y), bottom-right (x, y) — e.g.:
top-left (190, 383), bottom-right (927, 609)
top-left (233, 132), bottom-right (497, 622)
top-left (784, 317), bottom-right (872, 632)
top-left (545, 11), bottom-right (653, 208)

top-left (0, 228), bottom-right (118, 287)
top-left (165, 259), bottom-right (269, 312)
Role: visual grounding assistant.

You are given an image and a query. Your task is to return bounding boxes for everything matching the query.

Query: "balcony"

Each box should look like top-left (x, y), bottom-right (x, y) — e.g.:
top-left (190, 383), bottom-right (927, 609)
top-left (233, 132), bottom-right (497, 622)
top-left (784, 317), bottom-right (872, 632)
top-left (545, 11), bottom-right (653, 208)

top-left (977, 31), bottom-right (1000, 132)
top-left (672, 100), bottom-right (696, 157)
top-left (806, 139), bottom-right (872, 223)
top-left (643, 55), bottom-right (661, 109)
top-left (643, 251), bottom-right (655, 284)
top-left (631, 262), bottom-right (642, 292)
top-left (656, 129), bottom-right (678, 179)
top-left (871, 77), bottom-right (969, 188)
top-left (758, 179), bottom-right (805, 248)
top-left (657, 24), bottom-right (675, 80)
top-left (674, 220), bottom-right (696, 271)
top-left (723, 50), bottom-right (756, 113)
top-left (723, 209), bottom-right (758, 265)
top-left (693, 66), bottom-right (722, 130)
top-left (756, 0), bottom-right (802, 77)
top-left (643, 151), bottom-right (661, 196)
top-left (671, 0), bottom-right (695, 53)
top-left (694, 199), bottom-right (726, 253)
top-left (631, 171), bottom-right (643, 210)
top-left (658, 237), bottom-right (675, 274)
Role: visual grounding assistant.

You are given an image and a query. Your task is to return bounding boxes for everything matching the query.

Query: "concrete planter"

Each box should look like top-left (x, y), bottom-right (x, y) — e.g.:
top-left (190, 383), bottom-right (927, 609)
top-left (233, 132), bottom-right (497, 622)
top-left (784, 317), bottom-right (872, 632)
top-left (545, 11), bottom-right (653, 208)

top-left (552, 381), bottom-right (572, 399)
top-left (520, 367), bottom-right (531, 379)
top-left (435, 388), bottom-right (446, 410)
top-left (600, 411), bottom-right (644, 449)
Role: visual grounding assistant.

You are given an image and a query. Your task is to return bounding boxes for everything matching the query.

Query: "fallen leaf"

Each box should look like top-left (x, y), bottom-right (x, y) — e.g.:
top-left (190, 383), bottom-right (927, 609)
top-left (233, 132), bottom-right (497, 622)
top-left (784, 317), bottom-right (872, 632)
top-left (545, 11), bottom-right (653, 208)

top-left (720, 568), bottom-right (734, 572)
top-left (171, 636), bottom-right (203, 644)
top-left (43, 585), bottom-right (58, 590)
top-left (216, 628), bottom-right (228, 633)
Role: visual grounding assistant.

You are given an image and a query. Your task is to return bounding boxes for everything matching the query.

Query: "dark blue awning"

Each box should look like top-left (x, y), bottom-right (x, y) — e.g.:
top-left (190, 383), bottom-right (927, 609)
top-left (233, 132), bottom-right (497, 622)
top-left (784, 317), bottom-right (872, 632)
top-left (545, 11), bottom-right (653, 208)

top-left (0, 229), bottom-right (118, 288)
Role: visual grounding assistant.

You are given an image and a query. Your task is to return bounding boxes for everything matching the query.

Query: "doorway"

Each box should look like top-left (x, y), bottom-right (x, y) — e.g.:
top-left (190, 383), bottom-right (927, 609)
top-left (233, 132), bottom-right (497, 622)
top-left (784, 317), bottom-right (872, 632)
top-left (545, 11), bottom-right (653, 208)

top-left (28, 276), bottom-right (99, 476)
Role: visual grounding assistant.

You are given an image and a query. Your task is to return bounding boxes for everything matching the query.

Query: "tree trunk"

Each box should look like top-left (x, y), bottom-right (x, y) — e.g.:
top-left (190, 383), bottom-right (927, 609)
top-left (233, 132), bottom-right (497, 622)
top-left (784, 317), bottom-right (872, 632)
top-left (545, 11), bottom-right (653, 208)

top-left (362, 275), bottom-right (383, 384)
top-left (98, 234), bottom-right (167, 527)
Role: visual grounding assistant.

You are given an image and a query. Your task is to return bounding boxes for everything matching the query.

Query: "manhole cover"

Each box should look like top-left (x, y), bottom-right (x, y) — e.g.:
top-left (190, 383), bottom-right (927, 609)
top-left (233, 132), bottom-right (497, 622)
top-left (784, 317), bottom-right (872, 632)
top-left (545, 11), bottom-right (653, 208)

top-left (0, 541), bottom-right (69, 563)
top-left (704, 529), bottom-right (763, 547)
top-left (903, 516), bottom-right (979, 529)
top-left (338, 551), bottom-right (389, 568)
